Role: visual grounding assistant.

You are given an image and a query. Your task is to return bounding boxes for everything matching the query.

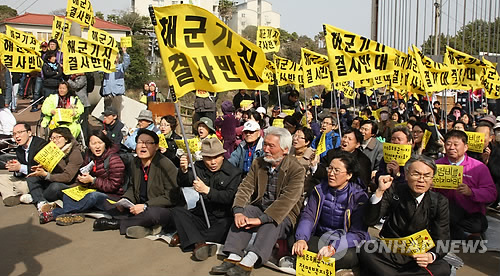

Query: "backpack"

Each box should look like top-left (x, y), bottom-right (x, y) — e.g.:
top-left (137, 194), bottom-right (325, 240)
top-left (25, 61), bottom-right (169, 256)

top-left (103, 152), bottom-right (134, 192)
top-left (85, 72), bottom-right (95, 93)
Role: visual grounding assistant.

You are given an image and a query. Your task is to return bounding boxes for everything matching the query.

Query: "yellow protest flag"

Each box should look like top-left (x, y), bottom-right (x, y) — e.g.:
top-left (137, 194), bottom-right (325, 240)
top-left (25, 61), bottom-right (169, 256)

top-left (52, 16), bottom-right (71, 41)
top-left (406, 48), bottom-right (427, 96)
top-left (66, 0), bottom-right (95, 27)
top-left (274, 54), bottom-right (304, 88)
top-left (256, 26), bottom-right (280, 53)
top-left (5, 25), bottom-right (41, 52)
top-left (481, 57), bottom-right (500, 99)
top-left (87, 25), bottom-right (119, 51)
top-left (0, 34), bottom-right (43, 73)
top-left (262, 60), bottom-right (276, 84)
top-left (240, 100), bottom-right (254, 109)
top-left (443, 46), bottom-right (485, 90)
top-left (465, 131), bottom-right (485, 153)
top-left (381, 229), bottom-right (435, 256)
top-left (421, 130), bottom-right (432, 150)
top-left (282, 109), bottom-right (295, 116)
top-left (315, 132), bottom-right (327, 156)
top-left (34, 142), bottom-right (66, 173)
top-left (120, 36), bottom-right (133, 48)
top-left (336, 81), bottom-right (355, 99)
top-left (324, 24), bottom-right (398, 82)
top-left (159, 134), bottom-right (169, 149)
top-left (63, 186), bottom-right (97, 201)
top-left (152, 4), bottom-right (268, 101)
top-left (296, 250), bottom-right (335, 276)
top-left (300, 48), bottom-right (331, 89)
top-left (383, 142), bottom-right (412, 166)
top-left (61, 35), bottom-right (118, 74)
top-left (412, 45), bottom-right (451, 93)
top-left (433, 164), bottom-right (463, 189)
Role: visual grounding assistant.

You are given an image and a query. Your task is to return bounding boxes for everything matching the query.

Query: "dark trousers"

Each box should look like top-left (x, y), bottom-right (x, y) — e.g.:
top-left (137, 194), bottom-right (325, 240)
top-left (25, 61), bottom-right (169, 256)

top-left (449, 202), bottom-right (488, 240)
top-left (359, 240), bottom-right (451, 276)
top-left (222, 205), bottom-right (292, 265)
top-left (118, 206), bottom-right (172, 235)
top-left (171, 206), bottom-right (232, 252)
top-left (306, 235), bottom-right (359, 270)
top-left (80, 106), bottom-right (90, 142)
top-left (26, 176), bottom-right (69, 204)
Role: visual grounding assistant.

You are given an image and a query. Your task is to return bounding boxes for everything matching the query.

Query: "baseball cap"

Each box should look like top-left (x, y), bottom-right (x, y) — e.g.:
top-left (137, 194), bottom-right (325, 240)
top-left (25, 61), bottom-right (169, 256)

top-left (243, 120), bottom-right (260, 132)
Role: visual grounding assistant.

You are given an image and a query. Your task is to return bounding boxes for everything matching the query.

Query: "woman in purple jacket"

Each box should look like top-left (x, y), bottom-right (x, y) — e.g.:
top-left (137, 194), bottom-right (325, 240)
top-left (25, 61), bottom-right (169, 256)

top-left (292, 151), bottom-right (369, 270)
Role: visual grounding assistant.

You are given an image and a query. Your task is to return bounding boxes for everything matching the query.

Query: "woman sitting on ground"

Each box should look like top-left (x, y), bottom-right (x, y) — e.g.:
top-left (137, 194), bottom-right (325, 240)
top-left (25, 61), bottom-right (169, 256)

top-left (159, 115), bottom-right (182, 167)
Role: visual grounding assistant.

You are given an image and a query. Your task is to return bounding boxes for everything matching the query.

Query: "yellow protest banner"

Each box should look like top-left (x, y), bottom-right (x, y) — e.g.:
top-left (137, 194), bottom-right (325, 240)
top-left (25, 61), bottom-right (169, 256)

top-left (159, 134), bottom-right (168, 149)
top-left (52, 16), bottom-right (71, 41)
top-left (153, 5), bottom-right (268, 101)
top-left (34, 141), bottom-right (65, 173)
top-left (324, 24), bottom-right (398, 82)
top-left (256, 26), bottom-right (280, 53)
top-left (412, 45), bottom-right (451, 93)
top-left (5, 25), bottom-right (41, 52)
top-left (381, 229), bottom-right (435, 256)
top-left (282, 109), bottom-right (295, 116)
top-left (272, 118), bottom-right (284, 128)
top-left (66, 0), bottom-right (95, 27)
top-left (443, 46), bottom-right (485, 90)
top-left (61, 35), bottom-right (118, 74)
top-left (465, 131), bottom-right (485, 153)
top-left (62, 186), bottom-right (96, 201)
top-left (301, 48), bottom-right (331, 89)
top-left (262, 60), bottom-right (276, 84)
top-left (0, 34), bottom-right (43, 73)
top-left (481, 57), bottom-right (500, 99)
top-left (406, 48), bottom-right (427, 96)
top-left (296, 250), bottom-right (335, 276)
top-left (383, 142), bottom-right (412, 166)
top-left (316, 132), bottom-right (327, 156)
top-left (239, 100), bottom-right (254, 109)
top-left (55, 108), bottom-right (74, 123)
top-left (274, 54), bottom-right (304, 87)
top-left (336, 81), bottom-right (355, 99)
top-left (433, 164), bottom-right (463, 189)
top-left (421, 130), bottom-right (432, 150)
top-left (120, 36), bottom-right (132, 48)
top-left (87, 25), bottom-right (119, 51)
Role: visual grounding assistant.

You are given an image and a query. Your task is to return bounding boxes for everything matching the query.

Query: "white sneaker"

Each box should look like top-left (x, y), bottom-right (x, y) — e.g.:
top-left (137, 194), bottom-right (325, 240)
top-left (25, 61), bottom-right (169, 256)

top-left (19, 194), bottom-right (33, 204)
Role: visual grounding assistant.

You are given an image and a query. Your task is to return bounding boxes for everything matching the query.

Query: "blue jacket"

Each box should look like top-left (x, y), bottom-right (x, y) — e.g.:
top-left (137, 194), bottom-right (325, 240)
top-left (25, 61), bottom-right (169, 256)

top-left (228, 137), bottom-right (264, 172)
top-left (295, 180), bottom-right (369, 252)
top-left (311, 131), bottom-right (340, 158)
top-left (123, 123), bottom-right (161, 150)
top-left (102, 53), bottom-right (130, 96)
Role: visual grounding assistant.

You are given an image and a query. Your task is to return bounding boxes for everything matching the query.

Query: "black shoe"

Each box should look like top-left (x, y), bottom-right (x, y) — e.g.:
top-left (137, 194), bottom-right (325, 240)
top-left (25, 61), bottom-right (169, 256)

top-left (193, 243), bottom-right (217, 261)
top-left (226, 264), bottom-right (252, 276)
top-left (93, 218), bottom-right (120, 231)
top-left (169, 233), bottom-right (180, 247)
top-left (210, 259), bottom-right (237, 275)
top-left (30, 107), bottom-right (40, 112)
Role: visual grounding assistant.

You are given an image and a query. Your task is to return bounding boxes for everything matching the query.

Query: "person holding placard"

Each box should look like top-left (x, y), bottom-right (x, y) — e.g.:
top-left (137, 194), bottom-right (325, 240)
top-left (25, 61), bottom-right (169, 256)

top-left (411, 122), bottom-right (442, 160)
top-left (40, 81), bottom-right (84, 139)
top-left (360, 155), bottom-right (451, 276)
top-left (311, 115), bottom-right (341, 158)
top-left (159, 115), bottom-right (181, 167)
top-left (467, 122), bottom-right (495, 164)
top-left (232, 89), bottom-right (252, 110)
top-left (41, 51), bottom-right (63, 98)
top-left (30, 127), bottom-right (83, 222)
top-left (101, 47), bottom-right (130, 119)
top-left (434, 130), bottom-right (497, 240)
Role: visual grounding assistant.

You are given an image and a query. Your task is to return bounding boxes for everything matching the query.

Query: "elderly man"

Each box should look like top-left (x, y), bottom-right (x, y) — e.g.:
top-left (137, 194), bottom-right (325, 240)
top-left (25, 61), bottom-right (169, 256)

top-left (93, 129), bottom-right (179, 238)
top-left (434, 130), bottom-right (497, 240)
top-left (360, 155), bottom-right (451, 276)
top-left (311, 115), bottom-right (341, 158)
top-left (101, 107), bottom-right (128, 146)
top-left (210, 127), bottom-right (305, 276)
top-left (123, 110), bottom-right (160, 150)
top-left (360, 120), bottom-right (384, 174)
top-left (228, 120), bottom-right (264, 177)
top-left (171, 138), bottom-right (242, 261)
top-left (1, 123), bottom-right (47, 206)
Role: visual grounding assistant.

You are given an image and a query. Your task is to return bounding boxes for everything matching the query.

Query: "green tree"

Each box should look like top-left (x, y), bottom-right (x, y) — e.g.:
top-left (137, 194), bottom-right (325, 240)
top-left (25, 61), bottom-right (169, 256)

top-left (106, 14), bottom-right (120, 23)
top-left (0, 5), bottom-right (17, 21)
top-left (241, 25), bottom-right (257, 43)
top-left (124, 35), bottom-right (150, 89)
top-left (218, 0), bottom-right (235, 24)
top-left (95, 11), bottom-right (105, 20)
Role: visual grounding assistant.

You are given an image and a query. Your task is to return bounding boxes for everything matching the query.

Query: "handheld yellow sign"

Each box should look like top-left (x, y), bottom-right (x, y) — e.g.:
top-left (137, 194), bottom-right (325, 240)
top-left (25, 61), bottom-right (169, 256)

top-left (256, 26), bottom-right (280, 53)
top-left (315, 132), bottom-right (327, 156)
top-left (381, 229), bottom-right (435, 256)
top-left (296, 250), bottom-right (335, 276)
top-left (433, 164), bottom-right (463, 189)
top-left (175, 137), bottom-right (201, 153)
top-left (120, 36), bottom-right (132, 48)
top-left (310, 99), bottom-right (322, 106)
top-left (62, 35), bottom-right (119, 74)
top-left (88, 26), bottom-right (119, 50)
top-left (34, 142), bottom-right (65, 173)
top-left (56, 108), bottom-right (74, 123)
top-left (66, 0), bottom-right (95, 27)
top-left (239, 100), bottom-right (254, 109)
top-left (282, 109), bottom-right (295, 116)
top-left (52, 16), bottom-right (71, 41)
top-left (62, 186), bottom-right (96, 201)
top-left (272, 118), bottom-right (284, 128)
top-left (383, 143), bottom-right (412, 166)
top-left (421, 130), bottom-right (432, 150)
top-left (465, 131), bottom-right (485, 153)
top-left (159, 134), bottom-right (169, 149)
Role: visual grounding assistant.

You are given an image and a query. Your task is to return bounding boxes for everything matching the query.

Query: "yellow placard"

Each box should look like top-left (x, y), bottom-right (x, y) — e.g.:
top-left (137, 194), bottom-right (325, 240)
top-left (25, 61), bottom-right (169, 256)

top-left (120, 36), bottom-right (132, 48)
top-left (140, 95), bottom-right (147, 104)
top-left (0, 34), bottom-right (43, 73)
top-left (465, 131), bottom-right (485, 153)
top-left (421, 130), bottom-right (432, 150)
top-left (383, 143), bottom-right (412, 166)
top-left (433, 164), bottom-right (463, 189)
top-left (61, 35), bottom-right (119, 74)
top-left (5, 25), bottom-right (41, 52)
top-left (56, 108), bottom-right (74, 123)
top-left (395, 122), bottom-right (408, 127)
top-left (240, 100), bottom-right (254, 109)
top-left (34, 141), bottom-right (65, 173)
top-left (310, 99), bottom-right (322, 106)
top-left (301, 48), bottom-right (331, 89)
top-left (159, 134), bottom-right (168, 149)
top-left (175, 137), bottom-right (201, 153)
top-left (274, 54), bottom-right (304, 88)
top-left (315, 132), bottom-right (327, 156)
top-left (372, 108), bottom-right (381, 121)
top-left (381, 229), bottom-right (435, 256)
top-left (152, 4), bottom-right (268, 101)
top-left (296, 250), bottom-right (335, 276)
top-left (66, 0), bottom-right (95, 27)
top-left (62, 185), bottom-right (96, 201)
top-left (51, 16), bottom-right (71, 41)
top-left (256, 26), bottom-right (280, 53)
top-left (272, 118), bottom-right (284, 128)
top-left (282, 109), bottom-right (295, 116)
top-left (88, 25), bottom-right (119, 50)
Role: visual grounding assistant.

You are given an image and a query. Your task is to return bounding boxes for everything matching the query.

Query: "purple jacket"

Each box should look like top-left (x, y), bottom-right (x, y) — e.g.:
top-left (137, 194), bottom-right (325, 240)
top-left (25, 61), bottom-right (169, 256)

top-left (435, 154), bottom-right (497, 215)
top-left (295, 180), bottom-right (369, 252)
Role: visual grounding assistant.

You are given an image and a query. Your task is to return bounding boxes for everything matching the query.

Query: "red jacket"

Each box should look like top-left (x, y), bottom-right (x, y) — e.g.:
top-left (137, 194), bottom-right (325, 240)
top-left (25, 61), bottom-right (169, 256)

top-left (83, 147), bottom-right (125, 196)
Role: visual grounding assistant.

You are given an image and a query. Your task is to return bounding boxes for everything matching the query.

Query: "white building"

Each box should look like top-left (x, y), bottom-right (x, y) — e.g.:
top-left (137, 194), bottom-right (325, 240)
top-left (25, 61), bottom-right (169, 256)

top-left (131, 0), bottom-right (220, 17)
top-left (227, 0), bottom-right (280, 34)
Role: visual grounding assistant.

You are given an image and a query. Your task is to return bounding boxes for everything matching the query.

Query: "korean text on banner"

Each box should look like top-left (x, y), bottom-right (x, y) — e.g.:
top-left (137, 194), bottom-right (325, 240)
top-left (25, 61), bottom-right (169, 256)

top-left (301, 48), bottom-right (330, 89)
top-left (175, 137), bottom-right (201, 153)
top-left (383, 143), bottom-right (412, 166)
top-left (5, 25), bottom-right (41, 52)
top-left (63, 186), bottom-right (97, 201)
top-left (152, 4), bottom-right (268, 100)
top-left (52, 16), bottom-right (72, 41)
top-left (256, 26), bottom-right (280, 53)
top-left (481, 57), bottom-right (500, 99)
top-left (274, 55), bottom-right (304, 88)
top-left (262, 60), bottom-right (276, 84)
top-left (87, 26), bottom-right (119, 51)
top-left (159, 134), bottom-right (169, 149)
top-left (62, 35), bottom-right (118, 74)
top-left (324, 24), bottom-right (398, 82)
top-left (412, 45), bottom-right (451, 93)
top-left (465, 131), bottom-right (485, 153)
top-left (381, 229), bottom-right (435, 256)
top-left (443, 46), bottom-right (485, 90)
top-left (56, 108), bottom-right (74, 123)
top-left (0, 34), bottom-right (43, 73)
top-left (66, 0), bottom-right (95, 27)
top-left (120, 37), bottom-right (133, 48)
top-left (34, 142), bottom-right (65, 173)
top-left (296, 250), bottom-right (335, 276)
top-left (433, 165), bottom-right (463, 189)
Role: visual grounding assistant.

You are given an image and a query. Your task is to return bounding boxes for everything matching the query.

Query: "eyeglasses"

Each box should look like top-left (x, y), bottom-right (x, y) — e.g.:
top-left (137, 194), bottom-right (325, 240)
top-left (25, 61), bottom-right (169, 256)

top-left (50, 135), bottom-right (64, 141)
top-left (321, 121), bottom-right (333, 126)
top-left (409, 172), bottom-right (433, 180)
top-left (293, 135), bottom-right (306, 140)
top-left (137, 141), bottom-right (156, 146)
top-left (13, 130), bottom-right (27, 136)
top-left (327, 167), bottom-right (347, 175)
